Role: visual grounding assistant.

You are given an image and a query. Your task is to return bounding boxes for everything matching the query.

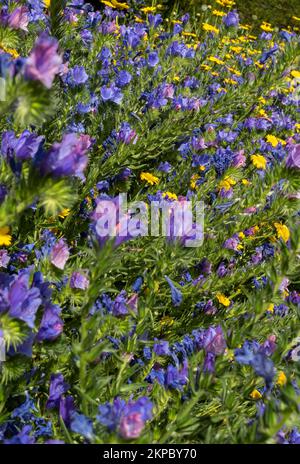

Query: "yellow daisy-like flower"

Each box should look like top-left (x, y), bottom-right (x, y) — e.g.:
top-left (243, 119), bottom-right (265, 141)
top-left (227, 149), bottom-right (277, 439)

top-left (224, 78), bottom-right (238, 85)
top-left (250, 389), bottom-right (262, 400)
top-left (58, 208), bottom-right (70, 219)
top-left (141, 6), bottom-right (157, 13)
top-left (190, 174), bottom-right (200, 190)
top-left (251, 154), bottom-right (267, 170)
top-left (266, 134), bottom-right (286, 147)
top-left (291, 70), bottom-right (300, 79)
top-left (162, 192), bottom-right (178, 201)
top-left (212, 9), bottom-right (226, 17)
top-left (140, 172), bottom-right (159, 186)
top-left (202, 23), bottom-right (219, 34)
top-left (260, 22), bottom-right (273, 32)
top-left (0, 227), bottom-right (12, 246)
top-left (276, 371), bottom-right (287, 387)
top-left (216, 293), bottom-right (231, 307)
top-left (267, 303), bottom-right (274, 313)
top-left (182, 32), bottom-right (197, 38)
top-left (230, 46), bottom-right (243, 54)
top-left (0, 44), bottom-right (19, 58)
top-left (241, 179), bottom-right (250, 186)
top-left (218, 176), bottom-right (236, 191)
top-left (208, 56), bottom-right (225, 65)
top-left (274, 223), bottom-right (290, 243)
top-left (101, 0), bottom-right (129, 10)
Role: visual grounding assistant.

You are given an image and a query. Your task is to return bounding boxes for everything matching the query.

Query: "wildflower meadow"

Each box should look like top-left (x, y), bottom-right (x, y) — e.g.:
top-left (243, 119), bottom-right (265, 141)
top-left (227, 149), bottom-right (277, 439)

top-left (0, 0), bottom-right (300, 447)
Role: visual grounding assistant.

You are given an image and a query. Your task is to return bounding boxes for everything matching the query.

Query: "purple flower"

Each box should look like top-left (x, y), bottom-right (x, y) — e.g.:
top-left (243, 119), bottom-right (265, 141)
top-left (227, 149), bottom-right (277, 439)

top-left (1, 130), bottom-right (44, 161)
top-left (25, 34), bottom-right (63, 89)
top-left (7, 272), bottom-right (42, 329)
top-left (117, 122), bottom-right (137, 145)
top-left (202, 326), bottom-right (226, 356)
top-left (148, 52), bottom-right (159, 67)
top-left (50, 239), bottom-right (69, 270)
top-left (97, 398), bottom-right (126, 431)
top-left (112, 290), bottom-right (128, 316)
top-left (0, 250), bottom-right (10, 268)
top-left (100, 83), bottom-right (123, 104)
top-left (4, 425), bottom-right (35, 444)
top-left (148, 14), bottom-right (163, 28)
top-left (203, 352), bottom-right (216, 373)
top-left (59, 395), bottom-right (76, 427)
top-left (232, 150), bottom-right (246, 167)
top-left (119, 413), bottom-right (144, 439)
top-left (223, 236), bottom-right (240, 251)
top-left (7, 6), bottom-right (29, 31)
top-left (97, 396), bottom-right (152, 439)
top-left (116, 70), bottom-right (132, 88)
top-left (286, 144), bottom-right (300, 169)
top-left (70, 272), bottom-right (89, 290)
top-left (165, 275), bottom-right (183, 307)
top-left (70, 413), bottom-right (93, 440)
top-left (46, 373), bottom-right (69, 409)
top-left (165, 359), bottom-right (188, 390)
top-left (36, 304), bottom-right (64, 342)
top-left (223, 11), bottom-right (239, 28)
top-left (40, 133), bottom-right (91, 179)
top-left (66, 65), bottom-right (88, 86)
top-left (153, 340), bottom-right (170, 356)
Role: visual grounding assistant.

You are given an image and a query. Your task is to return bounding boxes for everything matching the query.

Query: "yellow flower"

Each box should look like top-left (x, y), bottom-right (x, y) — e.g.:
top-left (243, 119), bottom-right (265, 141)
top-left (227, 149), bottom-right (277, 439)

top-left (216, 293), bottom-right (231, 307)
top-left (208, 56), bottom-right (225, 65)
top-left (242, 179), bottom-right (250, 185)
top-left (266, 134), bottom-right (286, 147)
top-left (267, 303), bottom-right (274, 313)
top-left (277, 371), bottom-right (287, 387)
top-left (218, 176), bottom-right (236, 191)
top-left (250, 389), bottom-right (262, 400)
top-left (295, 123), bottom-right (300, 132)
top-left (212, 9), bottom-right (226, 17)
top-left (101, 0), bottom-right (129, 10)
top-left (182, 32), bottom-right (197, 38)
top-left (134, 16), bottom-right (144, 23)
top-left (292, 16), bottom-right (300, 21)
top-left (0, 227), bottom-right (12, 246)
top-left (141, 6), bottom-right (157, 13)
top-left (251, 154), bottom-right (267, 170)
top-left (260, 22), bottom-right (273, 32)
top-left (190, 174), bottom-right (200, 189)
top-left (58, 208), bottom-right (70, 219)
top-left (162, 192), bottom-right (178, 201)
top-left (230, 46), bottom-right (243, 54)
top-left (274, 223), bottom-right (290, 242)
top-left (224, 78), bottom-right (238, 85)
top-left (44, 0), bottom-right (51, 7)
top-left (291, 70), bottom-right (300, 79)
top-left (0, 44), bottom-right (19, 58)
top-left (238, 232), bottom-right (245, 240)
top-left (140, 172), bottom-right (159, 186)
top-left (160, 316), bottom-right (174, 327)
top-left (202, 23), bottom-right (219, 34)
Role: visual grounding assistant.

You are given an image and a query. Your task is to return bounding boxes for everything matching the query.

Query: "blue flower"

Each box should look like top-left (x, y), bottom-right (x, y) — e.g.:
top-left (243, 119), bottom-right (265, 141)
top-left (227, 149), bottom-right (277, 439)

top-left (148, 51), bottom-right (159, 67)
top-left (165, 275), bottom-right (183, 307)
top-left (46, 373), bottom-right (69, 409)
top-left (70, 413), bottom-right (94, 441)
